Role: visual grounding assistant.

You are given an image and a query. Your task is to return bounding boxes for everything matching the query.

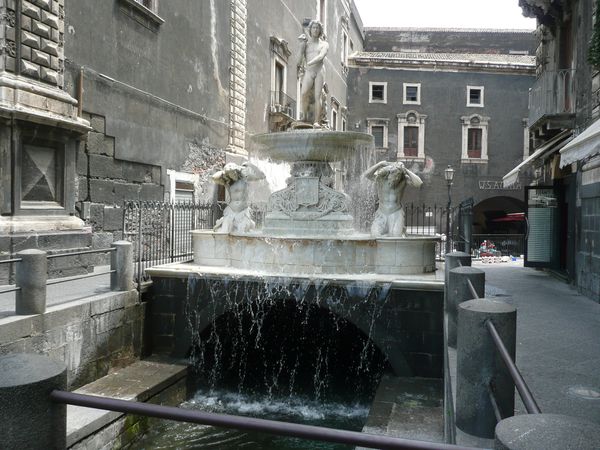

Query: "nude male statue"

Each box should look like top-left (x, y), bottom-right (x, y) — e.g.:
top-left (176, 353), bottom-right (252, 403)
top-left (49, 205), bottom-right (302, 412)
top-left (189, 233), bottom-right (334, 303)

top-left (363, 161), bottom-right (423, 237)
top-left (297, 20), bottom-right (329, 126)
top-left (212, 162), bottom-right (265, 233)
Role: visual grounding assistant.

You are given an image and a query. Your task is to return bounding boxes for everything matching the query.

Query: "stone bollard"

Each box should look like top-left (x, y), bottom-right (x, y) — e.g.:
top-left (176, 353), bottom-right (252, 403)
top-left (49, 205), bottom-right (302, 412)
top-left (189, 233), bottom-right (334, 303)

top-left (495, 414), bottom-right (600, 449)
top-left (456, 299), bottom-right (516, 439)
top-left (0, 353), bottom-right (67, 449)
top-left (444, 251), bottom-right (470, 301)
top-left (111, 240), bottom-right (134, 291)
top-left (447, 266), bottom-right (485, 347)
top-left (15, 249), bottom-right (47, 315)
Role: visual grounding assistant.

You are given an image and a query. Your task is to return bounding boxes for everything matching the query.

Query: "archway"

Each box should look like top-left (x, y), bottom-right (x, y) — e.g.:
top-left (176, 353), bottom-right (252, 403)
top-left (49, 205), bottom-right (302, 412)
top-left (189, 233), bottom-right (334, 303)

top-left (472, 196), bottom-right (526, 256)
top-left (188, 298), bottom-right (392, 402)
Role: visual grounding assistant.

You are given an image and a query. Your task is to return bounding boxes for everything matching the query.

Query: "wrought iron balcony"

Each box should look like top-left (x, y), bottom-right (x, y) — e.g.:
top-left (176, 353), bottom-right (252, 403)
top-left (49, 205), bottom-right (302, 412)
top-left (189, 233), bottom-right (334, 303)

top-left (269, 91), bottom-right (297, 120)
top-left (529, 69), bottom-right (576, 128)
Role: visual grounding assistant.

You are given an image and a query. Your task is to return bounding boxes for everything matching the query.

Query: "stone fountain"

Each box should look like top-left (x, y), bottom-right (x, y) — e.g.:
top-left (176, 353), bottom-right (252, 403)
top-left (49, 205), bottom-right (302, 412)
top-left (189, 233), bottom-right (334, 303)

top-left (145, 21), bottom-right (444, 385)
top-left (191, 129), bottom-right (439, 275)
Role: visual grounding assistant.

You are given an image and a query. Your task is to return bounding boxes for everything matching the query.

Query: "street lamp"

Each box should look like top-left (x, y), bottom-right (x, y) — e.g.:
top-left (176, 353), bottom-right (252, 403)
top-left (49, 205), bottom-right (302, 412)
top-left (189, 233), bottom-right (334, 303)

top-left (444, 165), bottom-right (455, 255)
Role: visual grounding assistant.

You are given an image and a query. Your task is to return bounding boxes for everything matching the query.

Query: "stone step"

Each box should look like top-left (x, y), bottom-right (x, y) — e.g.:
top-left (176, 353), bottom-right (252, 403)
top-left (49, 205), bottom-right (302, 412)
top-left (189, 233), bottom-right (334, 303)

top-left (357, 375), bottom-right (444, 449)
top-left (67, 357), bottom-right (187, 449)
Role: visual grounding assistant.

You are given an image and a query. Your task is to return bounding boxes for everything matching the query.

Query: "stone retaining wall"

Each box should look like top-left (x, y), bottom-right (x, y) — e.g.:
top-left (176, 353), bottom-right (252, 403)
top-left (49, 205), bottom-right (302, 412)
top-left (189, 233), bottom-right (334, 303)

top-left (0, 289), bottom-right (145, 389)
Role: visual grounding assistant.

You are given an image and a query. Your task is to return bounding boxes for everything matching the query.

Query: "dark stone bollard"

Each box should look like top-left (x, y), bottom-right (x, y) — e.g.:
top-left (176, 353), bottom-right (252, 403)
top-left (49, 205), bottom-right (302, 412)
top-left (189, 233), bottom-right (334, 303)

top-left (15, 249), bottom-right (47, 315)
top-left (495, 414), bottom-right (600, 449)
top-left (456, 299), bottom-right (516, 439)
top-left (0, 353), bottom-right (67, 449)
top-left (447, 266), bottom-right (485, 347)
top-left (111, 240), bottom-right (133, 291)
top-left (444, 251), bottom-right (470, 305)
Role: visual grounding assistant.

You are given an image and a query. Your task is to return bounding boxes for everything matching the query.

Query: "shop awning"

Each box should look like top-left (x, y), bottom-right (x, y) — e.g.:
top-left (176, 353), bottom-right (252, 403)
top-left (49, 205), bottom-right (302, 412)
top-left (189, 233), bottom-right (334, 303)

top-left (559, 118), bottom-right (600, 168)
top-left (503, 130), bottom-right (572, 188)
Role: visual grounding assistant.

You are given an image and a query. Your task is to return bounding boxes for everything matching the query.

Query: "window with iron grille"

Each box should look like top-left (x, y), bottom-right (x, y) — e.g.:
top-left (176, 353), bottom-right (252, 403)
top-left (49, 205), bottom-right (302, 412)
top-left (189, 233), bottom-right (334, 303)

top-left (369, 82), bottom-right (387, 103)
top-left (467, 86), bottom-right (484, 107)
top-left (403, 83), bottom-right (421, 105)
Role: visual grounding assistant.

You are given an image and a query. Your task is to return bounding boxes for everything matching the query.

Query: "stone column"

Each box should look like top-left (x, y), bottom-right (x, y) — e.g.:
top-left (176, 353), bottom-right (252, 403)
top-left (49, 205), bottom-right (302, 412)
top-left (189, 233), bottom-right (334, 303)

top-left (111, 240), bottom-right (133, 291)
top-left (495, 414), bottom-right (600, 449)
top-left (15, 249), bottom-right (48, 314)
top-left (456, 298), bottom-right (516, 439)
top-left (447, 266), bottom-right (485, 347)
top-left (0, 353), bottom-right (67, 449)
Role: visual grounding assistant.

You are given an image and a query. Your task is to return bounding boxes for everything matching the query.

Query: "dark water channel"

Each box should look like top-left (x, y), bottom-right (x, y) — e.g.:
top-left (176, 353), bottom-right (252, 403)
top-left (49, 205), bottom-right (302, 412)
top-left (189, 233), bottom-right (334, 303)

top-left (134, 290), bottom-right (391, 449)
top-left (131, 389), bottom-right (370, 449)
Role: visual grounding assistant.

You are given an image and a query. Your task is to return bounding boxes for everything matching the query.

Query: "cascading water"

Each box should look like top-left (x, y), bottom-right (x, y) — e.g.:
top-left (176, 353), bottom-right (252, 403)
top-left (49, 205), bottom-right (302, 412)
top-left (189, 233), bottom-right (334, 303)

top-left (142, 126), bottom-right (443, 448)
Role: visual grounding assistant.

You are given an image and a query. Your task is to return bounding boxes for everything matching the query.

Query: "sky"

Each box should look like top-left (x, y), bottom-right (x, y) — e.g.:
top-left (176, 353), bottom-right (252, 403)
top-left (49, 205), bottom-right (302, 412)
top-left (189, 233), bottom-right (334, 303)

top-left (353, 0), bottom-right (536, 30)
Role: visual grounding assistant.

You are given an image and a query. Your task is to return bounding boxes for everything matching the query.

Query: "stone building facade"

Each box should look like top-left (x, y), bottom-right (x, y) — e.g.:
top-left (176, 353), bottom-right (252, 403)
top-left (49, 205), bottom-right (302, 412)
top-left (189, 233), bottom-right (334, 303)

top-left (0, 0), bottom-right (365, 268)
top-left (503, 0), bottom-right (600, 302)
top-left (347, 29), bottom-right (536, 234)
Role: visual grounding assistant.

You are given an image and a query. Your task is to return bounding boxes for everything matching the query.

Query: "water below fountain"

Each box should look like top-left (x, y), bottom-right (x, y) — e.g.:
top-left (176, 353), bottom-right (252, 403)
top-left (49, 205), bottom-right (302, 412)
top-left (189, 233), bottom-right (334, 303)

top-left (131, 389), bottom-right (369, 449)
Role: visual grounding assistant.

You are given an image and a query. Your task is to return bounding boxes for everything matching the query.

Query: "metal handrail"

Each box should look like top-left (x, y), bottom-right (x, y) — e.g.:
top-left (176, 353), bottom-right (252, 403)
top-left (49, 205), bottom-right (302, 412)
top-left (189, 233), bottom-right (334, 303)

top-left (50, 390), bottom-right (482, 450)
top-left (454, 258), bottom-right (541, 415)
top-left (46, 270), bottom-right (116, 286)
top-left (47, 248), bottom-right (116, 259)
top-left (0, 286), bottom-right (20, 294)
top-left (485, 320), bottom-right (542, 415)
top-left (0, 258), bottom-right (22, 265)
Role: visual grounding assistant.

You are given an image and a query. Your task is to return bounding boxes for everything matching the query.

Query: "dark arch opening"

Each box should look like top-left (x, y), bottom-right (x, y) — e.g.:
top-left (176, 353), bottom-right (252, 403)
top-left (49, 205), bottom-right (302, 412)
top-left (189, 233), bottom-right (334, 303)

top-left (188, 298), bottom-right (391, 403)
top-left (473, 195), bottom-right (525, 234)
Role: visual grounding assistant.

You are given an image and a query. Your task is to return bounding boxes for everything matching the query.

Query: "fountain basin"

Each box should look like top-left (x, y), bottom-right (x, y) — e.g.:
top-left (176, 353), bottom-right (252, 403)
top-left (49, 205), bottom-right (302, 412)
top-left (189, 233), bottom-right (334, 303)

top-left (192, 230), bottom-right (439, 275)
top-left (252, 130), bottom-right (373, 162)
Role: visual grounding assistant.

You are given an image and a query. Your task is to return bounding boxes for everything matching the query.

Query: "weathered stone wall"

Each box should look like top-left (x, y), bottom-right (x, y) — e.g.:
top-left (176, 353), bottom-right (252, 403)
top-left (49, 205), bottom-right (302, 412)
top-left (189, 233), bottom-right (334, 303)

top-left (150, 276), bottom-right (444, 378)
top-left (577, 158), bottom-right (600, 302)
top-left (0, 289), bottom-right (145, 389)
top-left (346, 66), bottom-right (533, 209)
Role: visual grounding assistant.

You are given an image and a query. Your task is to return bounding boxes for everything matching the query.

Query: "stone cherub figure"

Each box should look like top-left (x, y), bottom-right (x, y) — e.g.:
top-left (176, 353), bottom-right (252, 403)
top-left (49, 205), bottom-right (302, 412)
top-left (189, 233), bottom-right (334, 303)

top-left (212, 162), bottom-right (265, 233)
top-left (363, 161), bottom-right (423, 237)
top-left (297, 20), bottom-right (329, 127)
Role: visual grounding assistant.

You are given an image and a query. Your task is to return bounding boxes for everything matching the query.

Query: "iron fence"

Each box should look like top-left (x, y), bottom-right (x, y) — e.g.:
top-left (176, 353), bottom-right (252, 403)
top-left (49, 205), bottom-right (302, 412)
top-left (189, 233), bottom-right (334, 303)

top-left (123, 201), bottom-right (225, 282)
top-left (123, 201), bottom-right (460, 283)
top-left (529, 69), bottom-right (576, 127)
top-left (270, 90), bottom-right (297, 119)
top-left (472, 234), bottom-right (525, 258)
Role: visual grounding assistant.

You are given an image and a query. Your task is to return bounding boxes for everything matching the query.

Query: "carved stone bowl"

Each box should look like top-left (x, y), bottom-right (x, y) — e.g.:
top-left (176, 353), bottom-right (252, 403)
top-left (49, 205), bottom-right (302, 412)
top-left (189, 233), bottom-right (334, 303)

top-left (252, 130), bottom-right (373, 162)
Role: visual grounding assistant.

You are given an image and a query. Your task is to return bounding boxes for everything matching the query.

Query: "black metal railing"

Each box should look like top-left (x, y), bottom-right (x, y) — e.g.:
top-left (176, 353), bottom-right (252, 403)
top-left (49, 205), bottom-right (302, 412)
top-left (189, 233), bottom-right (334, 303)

top-left (270, 90), bottom-right (297, 119)
top-left (529, 69), bottom-right (576, 127)
top-left (50, 390), bottom-right (481, 450)
top-left (123, 201), bottom-right (225, 283)
top-left (472, 234), bottom-right (525, 258)
top-left (457, 260), bottom-right (541, 417)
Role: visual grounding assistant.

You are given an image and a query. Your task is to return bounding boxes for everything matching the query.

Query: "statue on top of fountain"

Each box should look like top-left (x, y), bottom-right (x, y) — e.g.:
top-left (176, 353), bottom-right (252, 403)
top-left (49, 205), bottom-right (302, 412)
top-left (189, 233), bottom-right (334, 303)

top-left (297, 20), bottom-right (329, 127)
top-left (364, 161), bottom-right (423, 237)
top-left (212, 162), bottom-right (265, 233)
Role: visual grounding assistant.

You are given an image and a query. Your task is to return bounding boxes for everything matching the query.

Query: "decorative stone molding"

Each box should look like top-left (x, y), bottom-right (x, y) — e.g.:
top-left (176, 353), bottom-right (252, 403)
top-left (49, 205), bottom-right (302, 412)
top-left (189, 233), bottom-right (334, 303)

top-left (461, 114), bottom-right (490, 162)
top-left (397, 110), bottom-right (427, 160)
top-left (228, 0), bottom-right (248, 154)
top-left (270, 36), bottom-right (291, 62)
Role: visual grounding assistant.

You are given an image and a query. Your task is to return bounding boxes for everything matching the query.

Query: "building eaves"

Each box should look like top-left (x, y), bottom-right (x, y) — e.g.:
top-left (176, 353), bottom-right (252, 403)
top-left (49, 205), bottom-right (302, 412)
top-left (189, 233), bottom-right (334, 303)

top-left (363, 27), bottom-right (535, 34)
top-left (349, 51), bottom-right (536, 74)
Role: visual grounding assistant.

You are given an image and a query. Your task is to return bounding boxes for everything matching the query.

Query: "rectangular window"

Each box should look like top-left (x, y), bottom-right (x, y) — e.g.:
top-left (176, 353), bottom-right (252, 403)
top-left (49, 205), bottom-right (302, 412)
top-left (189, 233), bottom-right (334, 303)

top-left (341, 118), bottom-right (347, 131)
top-left (372, 125), bottom-right (384, 148)
top-left (467, 128), bottom-right (482, 158)
top-left (135, 0), bottom-right (152, 8)
top-left (403, 126), bottom-right (419, 157)
top-left (369, 82), bottom-right (387, 103)
top-left (403, 83), bottom-right (421, 105)
top-left (332, 109), bottom-right (338, 131)
top-left (342, 31), bottom-right (348, 65)
top-left (467, 86), bottom-right (484, 107)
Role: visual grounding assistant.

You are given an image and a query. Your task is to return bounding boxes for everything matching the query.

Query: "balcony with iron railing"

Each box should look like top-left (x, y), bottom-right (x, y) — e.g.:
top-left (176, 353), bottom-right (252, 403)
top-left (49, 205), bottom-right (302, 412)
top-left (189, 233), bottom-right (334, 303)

top-left (269, 90), bottom-right (297, 120)
top-left (528, 69), bottom-right (576, 128)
